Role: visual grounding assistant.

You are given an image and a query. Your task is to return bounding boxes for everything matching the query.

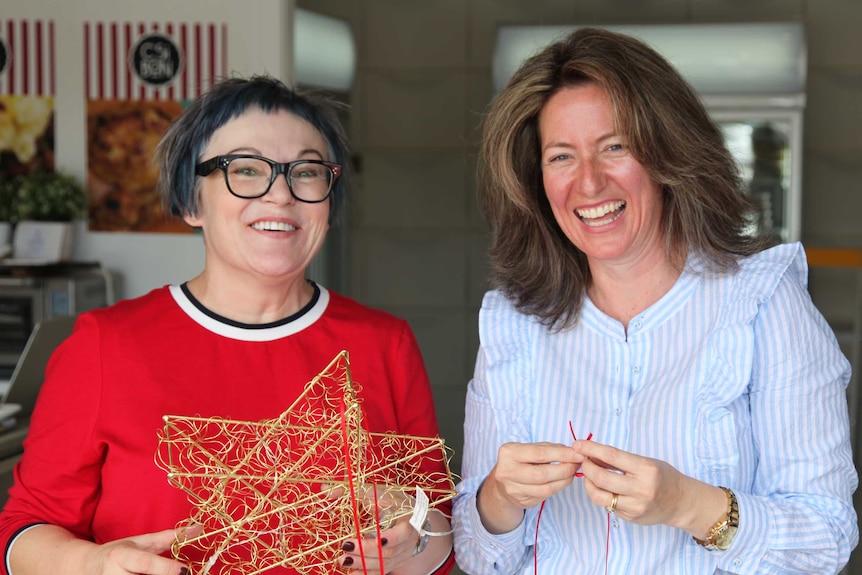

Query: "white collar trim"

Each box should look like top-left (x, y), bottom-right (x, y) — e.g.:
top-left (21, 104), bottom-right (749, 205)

top-left (168, 284), bottom-right (330, 341)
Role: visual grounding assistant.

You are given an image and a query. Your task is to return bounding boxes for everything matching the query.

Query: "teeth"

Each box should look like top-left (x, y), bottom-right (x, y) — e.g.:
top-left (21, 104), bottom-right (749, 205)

top-left (576, 201), bottom-right (625, 220)
top-left (251, 221), bottom-right (297, 231)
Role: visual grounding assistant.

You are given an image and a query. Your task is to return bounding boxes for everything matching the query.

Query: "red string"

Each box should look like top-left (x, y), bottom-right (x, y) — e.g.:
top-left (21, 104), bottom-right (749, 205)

top-left (533, 424), bottom-right (610, 575)
top-left (340, 400), bottom-right (388, 573)
top-left (359, 403), bottom-right (387, 574)
top-left (371, 484), bottom-right (386, 574)
top-left (533, 500), bottom-right (546, 575)
top-left (605, 512), bottom-right (611, 575)
top-left (568, 422), bottom-right (592, 477)
top-left (339, 398), bottom-right (369, 573)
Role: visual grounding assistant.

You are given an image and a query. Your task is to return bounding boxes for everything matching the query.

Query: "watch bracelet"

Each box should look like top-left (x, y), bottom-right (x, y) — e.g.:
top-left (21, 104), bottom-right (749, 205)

top-left (693, 486), bottom-right (738, 549)
top-left (414, 516), bottom-right (432, 555)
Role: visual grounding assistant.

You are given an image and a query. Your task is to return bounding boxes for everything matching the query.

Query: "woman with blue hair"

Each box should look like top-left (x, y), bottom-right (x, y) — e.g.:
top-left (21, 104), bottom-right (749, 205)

top-left (0, 76), bottom-right (454, 575)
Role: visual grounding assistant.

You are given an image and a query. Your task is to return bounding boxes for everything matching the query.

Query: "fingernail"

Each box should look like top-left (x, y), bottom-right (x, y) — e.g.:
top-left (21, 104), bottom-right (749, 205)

top-left (343, 557), bottom-right (354, 567)
top-left (180, 569), bottom-right (190, 575)
top-left (381, 537), bottom-right (388, 546)
top-left (342, 541), bottom-right (355, 552)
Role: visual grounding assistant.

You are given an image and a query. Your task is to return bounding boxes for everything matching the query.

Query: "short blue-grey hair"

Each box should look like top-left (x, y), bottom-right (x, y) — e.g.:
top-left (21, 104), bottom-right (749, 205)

top-left (155, 75), bottom-right (350, 224)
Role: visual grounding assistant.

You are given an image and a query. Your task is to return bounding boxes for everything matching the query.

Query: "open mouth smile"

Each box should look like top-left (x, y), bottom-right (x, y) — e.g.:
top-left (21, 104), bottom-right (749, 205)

top-left (251, 221), bottom-right (297, 231)
top-left (576, 201), bottom-right (626, 227)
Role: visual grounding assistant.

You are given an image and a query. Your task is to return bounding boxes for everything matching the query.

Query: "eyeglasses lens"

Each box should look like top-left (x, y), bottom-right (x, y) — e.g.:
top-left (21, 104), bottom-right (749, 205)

top-left (225, 157), bottom-right (271, 198)
top-left (288, 162), bottom-right (333, 202)
top-left (225, 157), bottom-right (332, 201)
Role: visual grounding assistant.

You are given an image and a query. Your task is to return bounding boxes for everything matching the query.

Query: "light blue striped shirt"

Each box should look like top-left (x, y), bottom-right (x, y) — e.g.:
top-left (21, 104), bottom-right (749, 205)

top-left (453, 243), bottom-right (858, 575)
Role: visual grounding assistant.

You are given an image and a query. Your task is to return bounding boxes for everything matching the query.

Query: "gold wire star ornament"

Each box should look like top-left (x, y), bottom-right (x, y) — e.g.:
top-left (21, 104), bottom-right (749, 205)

top-left (155, 350), bottom-right (456, 575)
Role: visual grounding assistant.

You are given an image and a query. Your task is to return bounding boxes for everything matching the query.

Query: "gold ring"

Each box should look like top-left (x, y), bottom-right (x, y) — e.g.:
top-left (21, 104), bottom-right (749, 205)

top-left (606, 493), bottom-right (618, 514)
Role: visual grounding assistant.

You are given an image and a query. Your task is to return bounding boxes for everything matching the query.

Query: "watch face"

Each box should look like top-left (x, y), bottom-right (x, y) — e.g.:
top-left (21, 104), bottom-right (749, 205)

top-left (716, 525), bottom-right (739, 550)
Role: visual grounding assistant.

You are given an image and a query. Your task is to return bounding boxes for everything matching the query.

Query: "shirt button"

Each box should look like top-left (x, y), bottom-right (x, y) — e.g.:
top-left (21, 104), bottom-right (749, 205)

top-left (614, 407), bottom-right (622, 416)
top-left (633, 365), bottom-right (641, 374)
top-left (612, 519), bottom-right (619, 528)
top-left (633, 321), bottom-right (642, 329)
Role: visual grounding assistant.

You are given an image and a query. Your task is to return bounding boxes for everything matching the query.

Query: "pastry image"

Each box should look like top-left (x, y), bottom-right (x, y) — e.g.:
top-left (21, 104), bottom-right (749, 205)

top-left (87, 99), bottom-right (189, 232)
top-left (0, 95), bottom-right (55, 176)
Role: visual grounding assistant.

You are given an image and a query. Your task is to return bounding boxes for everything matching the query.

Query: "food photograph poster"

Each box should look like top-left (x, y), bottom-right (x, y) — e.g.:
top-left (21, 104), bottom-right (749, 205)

top-left (0, 18), bottom-right (56, 177)
top-left (85, 21), bottom-right (227, 233)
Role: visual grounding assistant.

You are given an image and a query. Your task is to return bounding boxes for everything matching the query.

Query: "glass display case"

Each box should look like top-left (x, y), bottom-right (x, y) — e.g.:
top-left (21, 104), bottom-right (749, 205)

top-left (710, 106), bottom-right (803, 243)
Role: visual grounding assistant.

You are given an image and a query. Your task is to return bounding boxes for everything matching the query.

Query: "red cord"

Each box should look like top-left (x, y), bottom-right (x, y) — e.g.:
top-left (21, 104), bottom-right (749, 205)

top-left (533, 500), bottom-right (546, 575)
top-left (339, 399), bottom-right (369, 572)
top-left (371, 484), bottom-right (386, 574)
top-left (533, 424), bottom-right (610, 574)
top-left (340, 399), bottom-right (390, 574)
top-left (568, 422), bottom-right (592, 477)
top-left (605, 511), bottom-right (611, 575)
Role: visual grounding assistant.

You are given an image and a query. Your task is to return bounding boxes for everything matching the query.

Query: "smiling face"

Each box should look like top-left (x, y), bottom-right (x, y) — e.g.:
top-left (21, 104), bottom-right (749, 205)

top-left (539, 83), bottom-right (666, 270)
top-left (185, 107), bottom-right (331, 284)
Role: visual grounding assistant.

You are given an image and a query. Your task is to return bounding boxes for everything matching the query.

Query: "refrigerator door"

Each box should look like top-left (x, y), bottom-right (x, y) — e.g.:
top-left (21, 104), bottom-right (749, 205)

top-left (712, 108), bottom-right (803, 243)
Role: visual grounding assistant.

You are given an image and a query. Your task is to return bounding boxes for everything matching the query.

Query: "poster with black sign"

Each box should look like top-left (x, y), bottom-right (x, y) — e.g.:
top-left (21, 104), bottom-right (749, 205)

top-left (0, 19), bottom-right (55, 177)
top-left (85, 21), bottom-right (227, 232)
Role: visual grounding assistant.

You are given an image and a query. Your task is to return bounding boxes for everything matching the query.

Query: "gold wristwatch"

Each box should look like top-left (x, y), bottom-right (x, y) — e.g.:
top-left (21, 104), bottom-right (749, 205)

top-left (694, 486), bottom-right (739, 551)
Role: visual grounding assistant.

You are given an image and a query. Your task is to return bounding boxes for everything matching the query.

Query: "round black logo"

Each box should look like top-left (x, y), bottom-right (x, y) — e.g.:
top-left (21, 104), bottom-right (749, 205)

top-left (0, 37), bottom-right (8, 76)
top-left (130, 33), bottom-right (182, 86)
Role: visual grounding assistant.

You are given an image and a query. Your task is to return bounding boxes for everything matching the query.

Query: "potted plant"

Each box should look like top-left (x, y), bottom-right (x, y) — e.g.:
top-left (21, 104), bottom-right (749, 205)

top-left (12, 169), bottom-right (87, 222)
top-left (9, 169), bottom-right (88, 262)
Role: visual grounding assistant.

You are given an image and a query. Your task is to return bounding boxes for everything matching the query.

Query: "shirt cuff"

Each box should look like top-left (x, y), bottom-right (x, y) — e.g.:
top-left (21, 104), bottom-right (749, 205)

top-left (465, 490), bottom-right (527, 563)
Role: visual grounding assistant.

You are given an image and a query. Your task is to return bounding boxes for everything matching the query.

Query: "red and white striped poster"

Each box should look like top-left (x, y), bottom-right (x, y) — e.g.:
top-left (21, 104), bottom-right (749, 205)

top-left (0, 18), bottom-right (56, 176)
top-left (85, 21), bottom-right (228, 233)
top-left (84, 21), bottom-right (228, 102)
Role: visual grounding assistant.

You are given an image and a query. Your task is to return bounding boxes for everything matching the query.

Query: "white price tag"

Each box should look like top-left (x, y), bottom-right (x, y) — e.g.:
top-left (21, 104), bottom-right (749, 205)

top-left (409, 486), bottom-right (430, 534)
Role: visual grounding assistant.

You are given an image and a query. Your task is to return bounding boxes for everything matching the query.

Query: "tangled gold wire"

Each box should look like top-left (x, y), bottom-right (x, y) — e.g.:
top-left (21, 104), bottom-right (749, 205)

top-left (155, 350), bottom-right (456, 575)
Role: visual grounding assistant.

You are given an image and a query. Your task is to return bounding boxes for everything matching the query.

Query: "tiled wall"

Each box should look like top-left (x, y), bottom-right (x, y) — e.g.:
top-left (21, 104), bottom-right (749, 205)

top-left (299, 1), bottom-right (862, 570)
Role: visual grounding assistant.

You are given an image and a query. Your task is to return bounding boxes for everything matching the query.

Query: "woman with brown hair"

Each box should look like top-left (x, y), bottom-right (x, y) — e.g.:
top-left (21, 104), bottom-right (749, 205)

top-left (452, 27), bottom-right (857, 574)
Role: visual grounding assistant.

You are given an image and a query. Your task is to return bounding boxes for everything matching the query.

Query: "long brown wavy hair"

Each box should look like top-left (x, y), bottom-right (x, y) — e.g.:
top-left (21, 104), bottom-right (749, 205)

top-left (480, 27), bottom-right (774, 329)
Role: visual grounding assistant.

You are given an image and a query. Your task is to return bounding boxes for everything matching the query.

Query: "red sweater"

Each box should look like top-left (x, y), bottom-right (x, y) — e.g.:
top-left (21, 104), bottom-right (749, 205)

top-left (0, 285), bottom-right (454, 574)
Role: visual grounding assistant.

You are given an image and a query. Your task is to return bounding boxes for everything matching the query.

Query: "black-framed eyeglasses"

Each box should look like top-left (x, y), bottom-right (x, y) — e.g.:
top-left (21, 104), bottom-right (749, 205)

top-left (195, 154), bottom-right (342, 203)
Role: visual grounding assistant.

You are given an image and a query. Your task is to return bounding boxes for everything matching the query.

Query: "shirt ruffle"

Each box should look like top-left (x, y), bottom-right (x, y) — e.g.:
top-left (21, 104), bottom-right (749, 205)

top-left (694, 242), bottom-right (808, 483)
top-left (476, 289), bottom-right (543, 445)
